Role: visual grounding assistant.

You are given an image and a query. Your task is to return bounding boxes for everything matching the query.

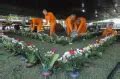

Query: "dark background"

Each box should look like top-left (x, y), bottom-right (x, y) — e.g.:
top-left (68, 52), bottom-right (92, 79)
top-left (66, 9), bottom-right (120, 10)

top-left (0, 0), bottom-right (120, 20)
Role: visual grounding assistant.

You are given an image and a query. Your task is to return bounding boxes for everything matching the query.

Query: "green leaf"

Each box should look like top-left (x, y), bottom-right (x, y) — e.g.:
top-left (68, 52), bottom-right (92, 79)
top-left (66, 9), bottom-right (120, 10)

top-left (65, 66), bottom-right (73, 71)
top-left (28, 54), bottom-right (36, 64)
top-left (49, 54), bottom-right (59, 69)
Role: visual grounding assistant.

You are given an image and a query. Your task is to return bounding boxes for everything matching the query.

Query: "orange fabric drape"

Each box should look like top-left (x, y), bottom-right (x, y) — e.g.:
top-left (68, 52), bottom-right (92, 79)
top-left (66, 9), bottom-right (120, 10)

top-left (31, 18), bottom-right (43, 32)
top-left (45, 12), bottom-right (56, 36)
top-left (74, 19), bottom-right (80, 31)
top-left (65, 16), bottom-right (75, 36)
top-left (102, 26), bottom-right (114, 37)
top-left (77, 17), bottom-right (87, 35)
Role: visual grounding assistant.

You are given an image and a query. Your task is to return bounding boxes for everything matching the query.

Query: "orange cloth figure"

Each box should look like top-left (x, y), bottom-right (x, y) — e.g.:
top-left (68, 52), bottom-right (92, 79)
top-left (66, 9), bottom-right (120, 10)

top-left (31, 18), bottom-right (43, 32)
top-left (74, 17), bottom-right (81, 31)
top-left (43, 9), bottom-right (56, 36)
top-left (77, 17), bottom-right (87, 35)
top-left (113, 30), bottom-right (117, 36)
top-left (65, 15), bottom-right (76, 36)
top-left (102, 24), bottom-right (114, 37)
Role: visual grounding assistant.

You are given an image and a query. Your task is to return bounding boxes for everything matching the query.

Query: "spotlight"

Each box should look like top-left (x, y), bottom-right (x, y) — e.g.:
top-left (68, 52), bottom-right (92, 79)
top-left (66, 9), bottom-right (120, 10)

top-left (95, 15), bottom-right (98, 17)
top-left (95, 10), bottom-right (98, 14)
top-left (82, 3), bottom-right (85, 8)
top-left (82, 9), bottom-right (86, 13)
top-left (113, 9), bottom-right (116, 13)
top-left (114, 3), bottom-right (118, 8)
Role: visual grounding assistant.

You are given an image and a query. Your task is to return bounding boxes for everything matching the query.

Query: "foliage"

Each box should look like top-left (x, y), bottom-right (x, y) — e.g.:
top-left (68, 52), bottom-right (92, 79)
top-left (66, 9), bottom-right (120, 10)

top-left (2, 35), bottom-right (39, 64)
top-left (36, 48), bottom-right (59, 72)
top-left (1, 33), bottom-right (116, 75)
top-left (58, 35), bottom-right (116, 72)
top-left (24, 44), bottom-right (38, 64)
top-left (9, 30), bottom-right (101, 45)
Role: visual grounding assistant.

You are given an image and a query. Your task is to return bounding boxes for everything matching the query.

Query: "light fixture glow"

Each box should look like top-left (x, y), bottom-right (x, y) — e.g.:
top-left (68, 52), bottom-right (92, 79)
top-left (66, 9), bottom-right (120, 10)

top-left (95, 10), bottom-right (98, 14)
top-left (82, 3), bottom-right (85, 8)
top-left (115, 3), bottom-right (118, 8)
top-left (113, 9), bottom-right (117, 13)
top-left (95, 15), bottom-right (98, 17)
top-left (82, 9), bottom-right (86, 13)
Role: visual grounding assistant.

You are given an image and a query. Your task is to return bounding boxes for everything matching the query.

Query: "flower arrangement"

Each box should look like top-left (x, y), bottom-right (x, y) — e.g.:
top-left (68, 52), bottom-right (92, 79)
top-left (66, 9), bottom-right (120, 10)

top-left (37, 48), bottom-right (59, 71)
top-left (1, 35), bottom-right (39, 67)
top-left (58, 34), bottom-right (116, 73)
top-left (1, 33), bottom-right (116, 77)
top-left (12, 40), bottom-right (22, 55)
top-left (24, 42), bottom-right (39, 67)
top-left (35, 48), bottom-right (59, 78)
top-left (1, 35), bottom-right (60, 69)
top-left (2, 35), bottom-right (14, 52)
top-left (56, 36), bottom-right (70, 45)
top-left (8, 30), bottom-right (101, 45)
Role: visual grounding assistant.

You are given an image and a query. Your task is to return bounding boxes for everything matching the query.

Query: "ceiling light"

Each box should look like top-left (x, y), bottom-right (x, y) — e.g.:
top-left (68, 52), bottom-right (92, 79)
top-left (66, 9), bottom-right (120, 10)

top-left (95, 15), bottom-right (98, 17)
top-left (82, 9), bottom-right (86, 13)
top-left (114, 3), bottom-right (118, 8)
top-left (113, 9), bottom-right (116, 13)
top-left (82, 3), bottom-right (85, 8)
top-left (95, 10), bottom-right (98, 14)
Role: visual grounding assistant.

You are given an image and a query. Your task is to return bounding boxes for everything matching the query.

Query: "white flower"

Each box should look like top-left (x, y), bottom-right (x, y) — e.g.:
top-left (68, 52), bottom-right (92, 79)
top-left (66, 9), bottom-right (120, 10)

top-left (21, 44), bottom-right (25, 49)
top-left (58, 51), bottom-right (71, 63)
top-left (27, 45), bottom-right (33, 49)
top-left (85, 53), bottom-right (89, 58)
top-left (89, 44), bottom-right (94, 48)
top-left (57, 57), bottom-right (62, 61)
top-left (62, 59), bottom-right (68, 63)
top-left (100, 39), bottom-right (105, 42)
top-left (94, 43), bottom-right (99, 47)
top-left (35, 48), bottom-right (38, 51)
top-left (61, 56), bottom-right (68, 63)
top-left (83, 46), bottom-right (90, 51)
top-left (12, 39), bottom-right (18, 43)
top-left (62, 51), bottom-right (70, 58)
top-left (74, 51), bottom-right (77, 55)
top-left (45, 51), bottom-right (55, 57)
top-left (65, 37), bottom-right (68, 40)
top-left (2, 35), bottom-right (8, 38)
top-left (33, 48), bottom-right (37, 52)
top-left (18, 41), bottom-right (24, 45)
top-left (76, 49), bottom-right (83, 56)
top-left (32, 45), bottom-right (35, 47)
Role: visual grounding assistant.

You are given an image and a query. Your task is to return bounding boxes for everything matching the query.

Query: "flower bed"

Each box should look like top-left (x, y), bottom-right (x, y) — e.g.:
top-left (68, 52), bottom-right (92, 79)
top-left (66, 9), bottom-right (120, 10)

top-left (1, 33), bottom-right (116, 78)
top-left (2, 35), bottom-right (60, 69)
top-left (2, 35), bottom-right (39, 67)
top-left (8, 30), bottom-right (101, 46)
top-left (57, 35), bottom-right (116, 72)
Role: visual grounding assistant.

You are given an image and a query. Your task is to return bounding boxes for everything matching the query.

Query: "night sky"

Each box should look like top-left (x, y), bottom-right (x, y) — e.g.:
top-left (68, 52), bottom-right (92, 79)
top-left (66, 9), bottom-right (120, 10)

top-left (0, 0), bottom-right (114, 19)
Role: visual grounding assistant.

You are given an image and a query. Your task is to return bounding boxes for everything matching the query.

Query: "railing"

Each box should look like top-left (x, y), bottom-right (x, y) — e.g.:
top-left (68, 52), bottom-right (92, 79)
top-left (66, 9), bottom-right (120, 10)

top-left (100, 28), bottom-right (120, 30)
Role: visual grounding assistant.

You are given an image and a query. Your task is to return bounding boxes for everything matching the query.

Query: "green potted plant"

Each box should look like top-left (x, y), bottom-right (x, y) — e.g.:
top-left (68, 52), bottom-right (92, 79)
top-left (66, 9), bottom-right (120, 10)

top-left (36, 48), bottom-right (59, 79)
top-left (24, 42), bottom-right (39, 67)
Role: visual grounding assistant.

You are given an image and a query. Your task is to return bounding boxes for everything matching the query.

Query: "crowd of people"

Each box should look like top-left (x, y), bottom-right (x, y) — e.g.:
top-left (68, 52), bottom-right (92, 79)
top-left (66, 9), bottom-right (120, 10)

top-left (30, 9), bottom-right (87, 37)
top-left (0, 9), bottom-right (118, 37)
